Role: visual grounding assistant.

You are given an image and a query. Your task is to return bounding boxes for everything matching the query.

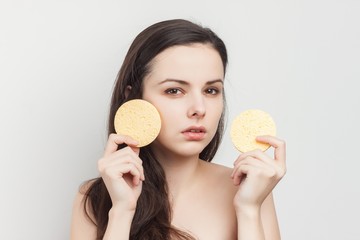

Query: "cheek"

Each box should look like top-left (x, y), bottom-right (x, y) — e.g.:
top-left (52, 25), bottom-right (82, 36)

top-left (209, 100), bottom-right (224, 119)
top-left (157, 102), bottom-right (183, 124)
top-left (207, 101), bottom-right (224, 136)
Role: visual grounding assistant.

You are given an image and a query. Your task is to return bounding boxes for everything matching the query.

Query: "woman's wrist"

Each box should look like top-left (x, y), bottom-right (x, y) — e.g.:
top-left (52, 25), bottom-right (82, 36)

top-left (103, 206), bottom-right (136, 240)
top-left (234, 203), bottom-right (261, 219)
top-left (109, 204), bottom-right (136, 221)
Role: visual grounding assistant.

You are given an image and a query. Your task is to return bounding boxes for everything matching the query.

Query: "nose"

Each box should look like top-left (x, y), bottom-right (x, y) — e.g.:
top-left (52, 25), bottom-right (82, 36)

top-left (187, 93), bottom-right (206, 119)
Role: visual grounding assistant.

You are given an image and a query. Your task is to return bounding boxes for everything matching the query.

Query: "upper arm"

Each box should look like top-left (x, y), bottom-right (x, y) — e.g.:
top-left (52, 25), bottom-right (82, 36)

top-left (261, 192), bottom-right (281, 240)
top-left (70, 191), bottom-right (97, 240)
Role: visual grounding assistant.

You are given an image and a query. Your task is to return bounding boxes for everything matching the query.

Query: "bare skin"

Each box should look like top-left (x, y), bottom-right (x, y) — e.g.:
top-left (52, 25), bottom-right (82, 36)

top-left (169, 160), bottom-right (281, 240)
top-left (71, 152), bottom-right (282, 240)
top-left (70, 44), bottom-right (286, 240)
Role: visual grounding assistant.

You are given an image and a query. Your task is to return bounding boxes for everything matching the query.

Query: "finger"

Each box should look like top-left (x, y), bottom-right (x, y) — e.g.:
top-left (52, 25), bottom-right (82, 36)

top-left (232, 164), bottom-right (250, 186)
top-left (106, 163), bottom-right (142, 186)
top-left (232, 157), bottom-right (285, 185)
top-left (233, 149), bottom-right (273, 166)
top-left (233, 153), bottom-right (250, 166)
top-left (123, 163), bottom-right (143, 186)
top-left (104, 134), bottom-right (139, 157)
top-left (256, 135), bottom-right (286, 168)
top-left (104, 152), bottom-right (145, 181)
top-left (109, 147), bottom-right (143, 167)
top-left (231, 156), bottom-right (265, 177)
top-left (109, 159), bottom-right (144, 181)
top-left (99, 147), bottom-right (144, 181)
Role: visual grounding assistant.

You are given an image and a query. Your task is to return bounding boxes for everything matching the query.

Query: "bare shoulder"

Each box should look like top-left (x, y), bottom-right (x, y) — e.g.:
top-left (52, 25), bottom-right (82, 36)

top-left (187, 161), bottom-right (238, 238)
top-left (200, 160), bottom-right (232, 179)
top-left (199, 161), bottom-right (238, 197)
top-left (201, 160), bottom-right (231, 171)
top-left (73, 179), bottom-right (96, 219)
top-left (198, 161), bottom-right (281, 238)
top-left (70, 180), bottom-right (97, 240)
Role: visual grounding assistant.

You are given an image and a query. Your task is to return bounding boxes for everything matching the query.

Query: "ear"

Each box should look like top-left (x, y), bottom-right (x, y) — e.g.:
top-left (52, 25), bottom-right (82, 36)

top-left (125, 85), bottom-right (132, 99)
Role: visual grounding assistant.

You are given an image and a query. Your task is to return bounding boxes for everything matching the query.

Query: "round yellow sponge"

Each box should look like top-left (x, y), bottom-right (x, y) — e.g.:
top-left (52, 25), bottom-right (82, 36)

top-left (114, 99), bottom-right (161, 147)
top-left (230, 109), bottom-right (276, 152)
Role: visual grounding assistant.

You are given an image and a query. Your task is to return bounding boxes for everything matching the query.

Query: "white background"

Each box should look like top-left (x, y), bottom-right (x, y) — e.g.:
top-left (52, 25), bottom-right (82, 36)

top-left (1, 0), bottom-right (359, 239)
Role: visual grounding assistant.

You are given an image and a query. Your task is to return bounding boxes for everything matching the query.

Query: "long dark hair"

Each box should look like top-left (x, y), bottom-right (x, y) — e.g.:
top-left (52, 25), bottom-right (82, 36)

top-left (83, 19), bottom-right (228, 239)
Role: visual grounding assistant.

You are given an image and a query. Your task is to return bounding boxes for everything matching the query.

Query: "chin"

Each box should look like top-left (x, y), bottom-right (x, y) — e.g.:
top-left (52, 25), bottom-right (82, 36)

top-left (176, 141), bottom-right (210, 156)
top-left (153, 139), bottom-right (207, 158)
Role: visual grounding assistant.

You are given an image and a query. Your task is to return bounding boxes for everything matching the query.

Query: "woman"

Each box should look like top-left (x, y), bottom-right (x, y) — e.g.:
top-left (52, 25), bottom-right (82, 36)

top-left (71, 19), bottom-right (286, 240)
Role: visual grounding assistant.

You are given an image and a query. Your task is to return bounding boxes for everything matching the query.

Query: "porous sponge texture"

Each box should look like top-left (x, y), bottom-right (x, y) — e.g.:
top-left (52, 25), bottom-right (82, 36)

top-left (230, 109), bottom-right (276, 153)
top-left (114, 99), bottom-right (161, 147)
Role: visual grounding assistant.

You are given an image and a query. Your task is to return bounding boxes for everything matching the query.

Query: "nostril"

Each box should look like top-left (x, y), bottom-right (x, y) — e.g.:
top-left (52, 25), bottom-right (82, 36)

top-left (192, 110), bottom-right (205, 117)
top-left (191, 111), bottom-right (205, 118)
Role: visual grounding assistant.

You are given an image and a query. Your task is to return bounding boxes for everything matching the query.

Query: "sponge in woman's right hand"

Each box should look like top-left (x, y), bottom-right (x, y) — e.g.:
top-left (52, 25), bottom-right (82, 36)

top-left (114, 99), bottom-right (161, 147)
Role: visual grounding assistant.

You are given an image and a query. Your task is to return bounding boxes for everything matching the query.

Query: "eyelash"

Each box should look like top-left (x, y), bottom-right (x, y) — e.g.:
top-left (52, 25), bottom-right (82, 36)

top-left (205, 88), bottom-right (220, 95)
top-left (165, 88), bottom-right (183, 95)
top-left (164, 87), bottom-right (221, 96)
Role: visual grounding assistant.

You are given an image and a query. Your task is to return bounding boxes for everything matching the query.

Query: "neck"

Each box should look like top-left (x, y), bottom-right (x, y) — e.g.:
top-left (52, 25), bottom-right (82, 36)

top-left (152, 148), bottom-right (202, 201)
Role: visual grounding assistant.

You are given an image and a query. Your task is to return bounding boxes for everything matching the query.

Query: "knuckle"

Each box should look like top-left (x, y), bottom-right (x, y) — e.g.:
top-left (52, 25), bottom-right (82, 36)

top-left (124, 151), bottom-right (136, 161)
top-left (266, 169), bottom-right (277, 178)
top-left (101, 166), bottom-right (111, 176)
top-left (97, 158), bottom-right (105, 172)
top-left (252, 168), bottom-right (262, 176)
top-left (278, 139), bottom-right (286, 148)
top-left (124, 147), bottom-right (134, 154)
top-left (275, 167), bottom-right (286, 178)
top-left (102, 166), bottom-right (109, 174)
top-left (108, 133), bottom-right (117, 140)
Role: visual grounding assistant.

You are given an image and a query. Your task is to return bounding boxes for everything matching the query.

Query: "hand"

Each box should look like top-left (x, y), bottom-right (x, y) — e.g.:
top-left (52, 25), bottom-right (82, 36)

top-left (98, 134), bottom-right (145, 212)
top-left (231, 135), bottom-right (286, 211)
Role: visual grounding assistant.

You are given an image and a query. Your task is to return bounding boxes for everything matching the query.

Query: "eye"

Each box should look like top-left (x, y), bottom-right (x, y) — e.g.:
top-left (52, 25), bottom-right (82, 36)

top-left (205, 87), bottom-right (220, 95)
top-left (165, 88), bottom-right (183, 95)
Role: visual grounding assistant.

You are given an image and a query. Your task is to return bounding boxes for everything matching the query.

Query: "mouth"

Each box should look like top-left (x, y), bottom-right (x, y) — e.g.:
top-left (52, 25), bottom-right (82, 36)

top-left (182, 126), bottom-right (206, 133)
top-left (182, 126), bottom-right (207, 141)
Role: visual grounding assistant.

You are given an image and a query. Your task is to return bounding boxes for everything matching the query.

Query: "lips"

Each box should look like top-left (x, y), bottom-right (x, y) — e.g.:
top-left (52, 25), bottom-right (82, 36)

top-left (182, 126), bottom-right (206, 141)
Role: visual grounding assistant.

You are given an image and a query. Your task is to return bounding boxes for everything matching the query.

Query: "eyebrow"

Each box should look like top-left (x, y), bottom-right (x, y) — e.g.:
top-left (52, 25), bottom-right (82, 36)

top-left (158, 78), bottom-right (223, 85)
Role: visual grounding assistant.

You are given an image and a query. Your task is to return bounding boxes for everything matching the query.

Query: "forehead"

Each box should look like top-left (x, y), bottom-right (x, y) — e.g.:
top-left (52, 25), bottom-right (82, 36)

top-left (145, 43), bottom-right (224, 83)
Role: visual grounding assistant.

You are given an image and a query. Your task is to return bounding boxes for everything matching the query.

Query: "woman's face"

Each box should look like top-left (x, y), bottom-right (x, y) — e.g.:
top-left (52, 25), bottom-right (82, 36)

top-left (142, 43), bottom-right (224, 159)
